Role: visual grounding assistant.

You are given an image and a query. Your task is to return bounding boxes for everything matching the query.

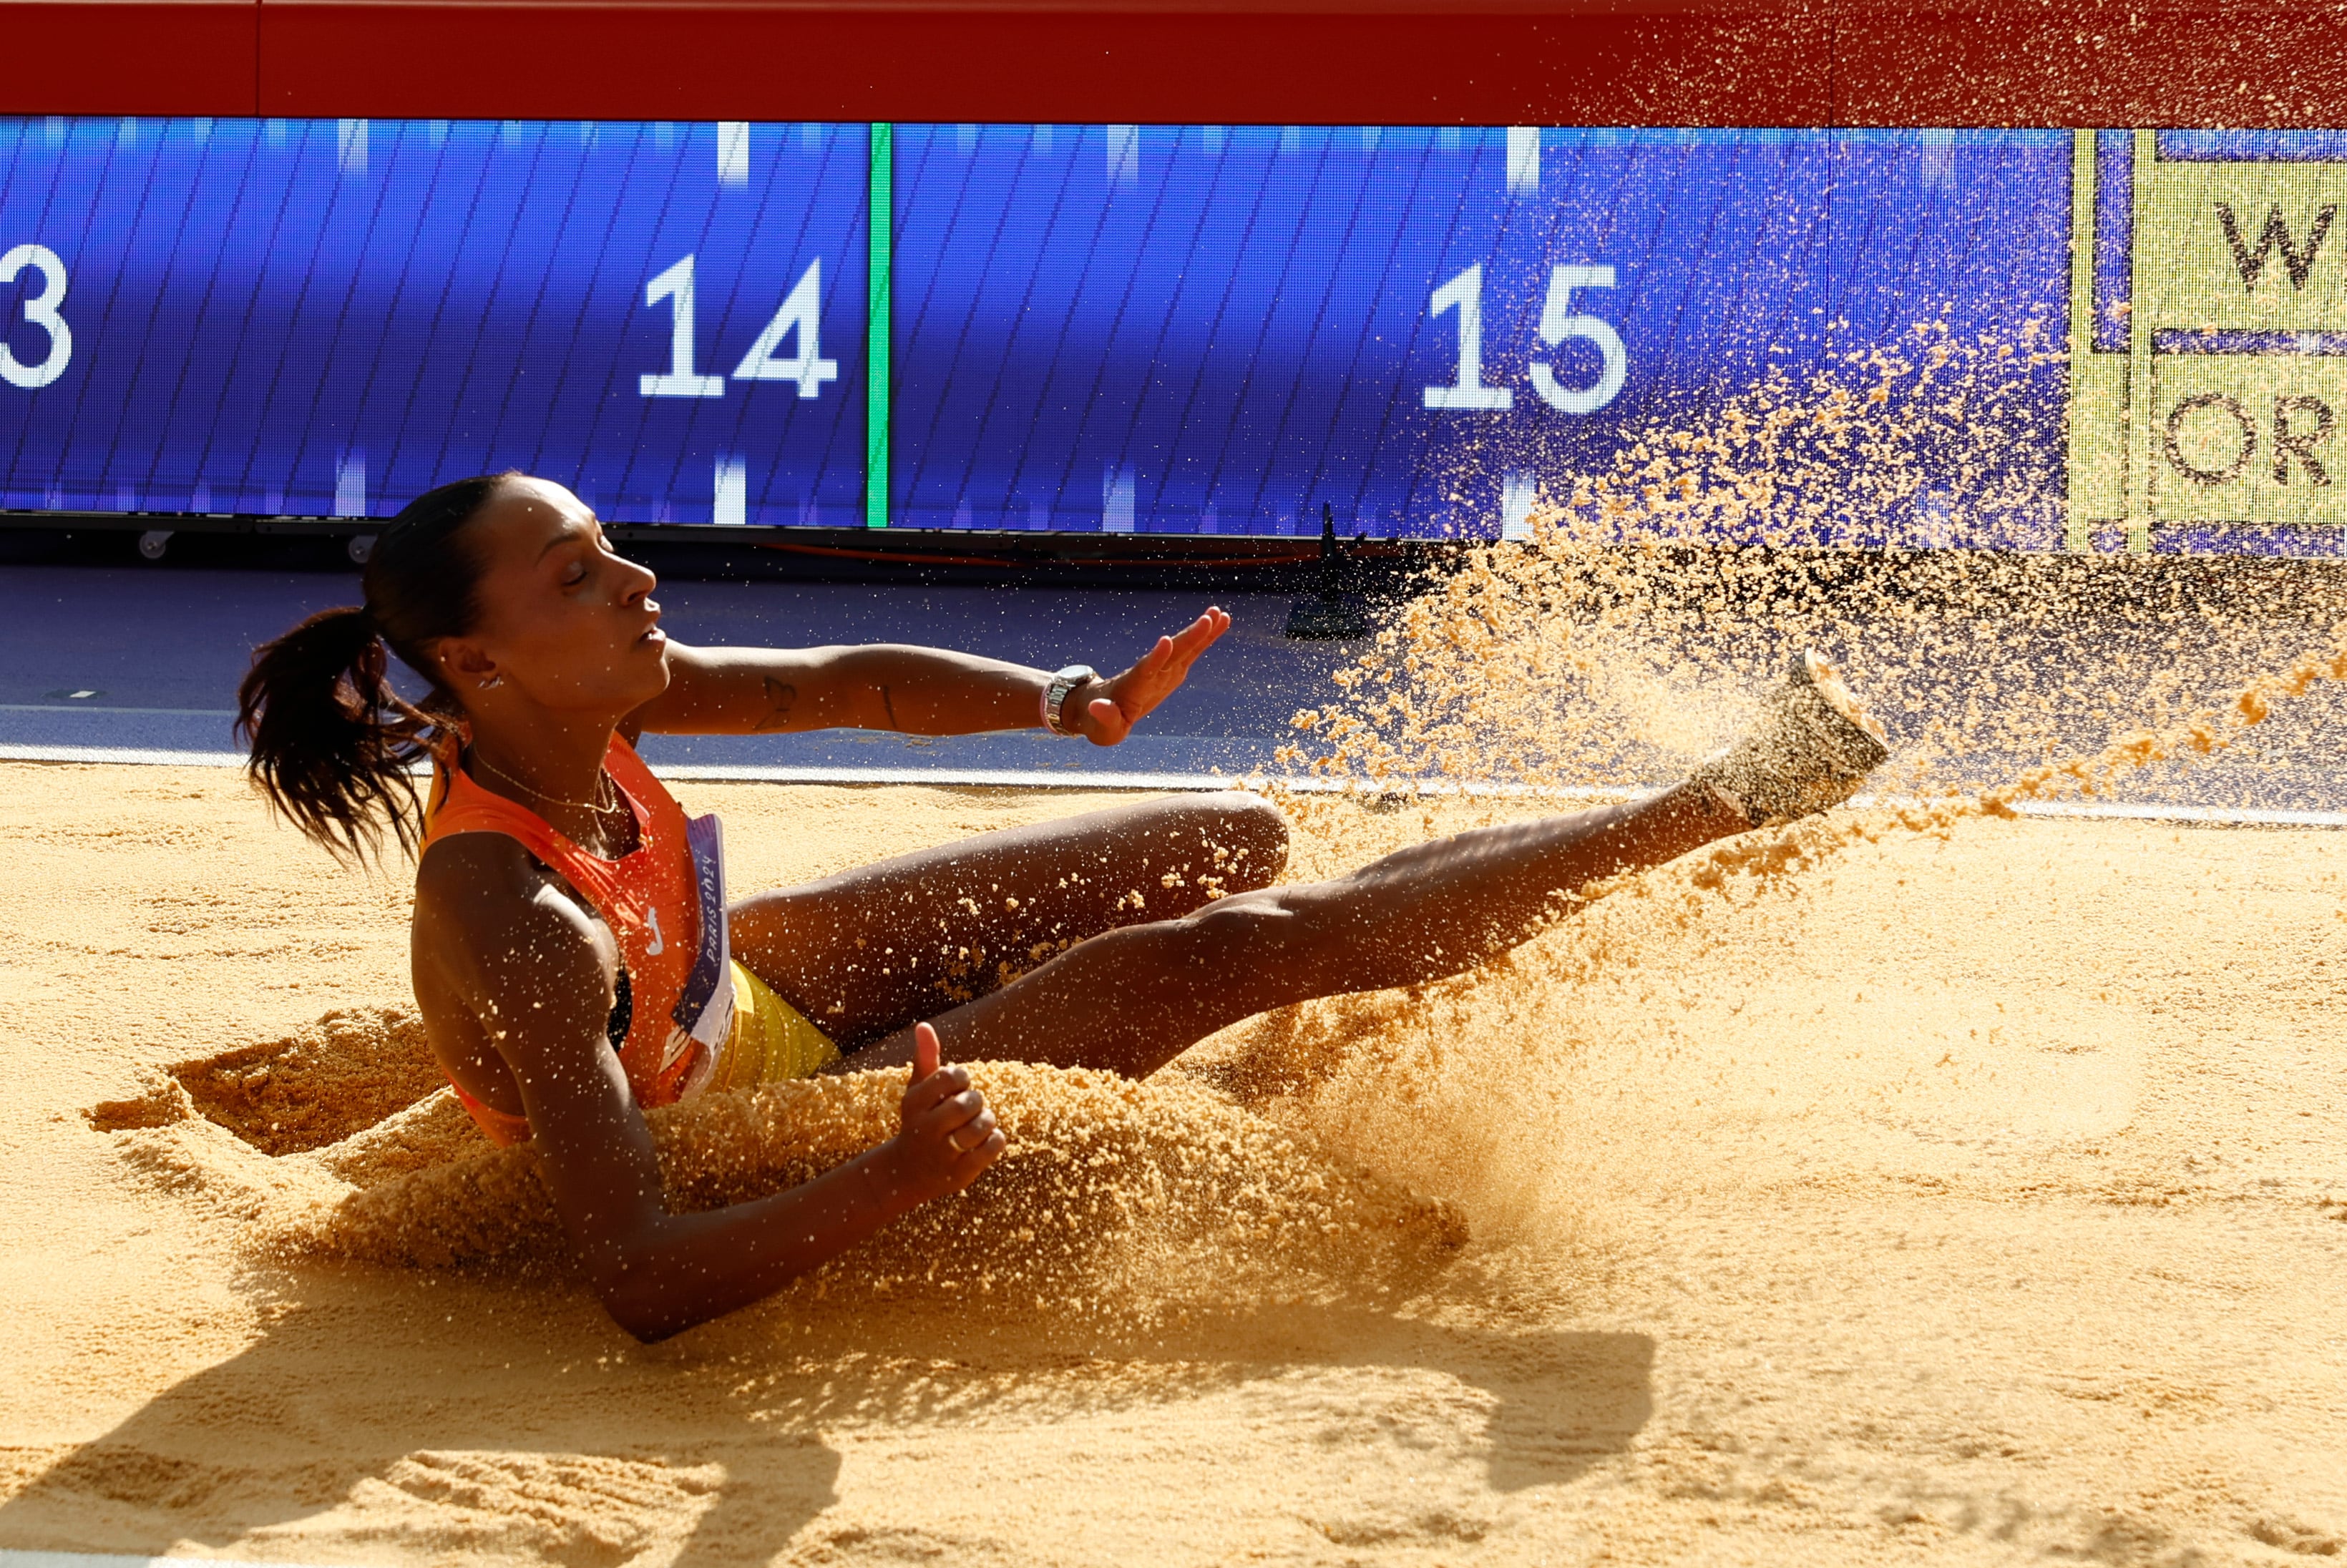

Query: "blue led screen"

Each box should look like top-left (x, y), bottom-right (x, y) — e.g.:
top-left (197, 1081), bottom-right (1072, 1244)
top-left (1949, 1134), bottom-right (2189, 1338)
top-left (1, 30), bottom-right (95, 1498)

top-left (892, 125), bottom-right (2069, 538)
top-left (0, 117), bottom-right (868, 526)
top-left (6, 120), bottom-right (2340, 548)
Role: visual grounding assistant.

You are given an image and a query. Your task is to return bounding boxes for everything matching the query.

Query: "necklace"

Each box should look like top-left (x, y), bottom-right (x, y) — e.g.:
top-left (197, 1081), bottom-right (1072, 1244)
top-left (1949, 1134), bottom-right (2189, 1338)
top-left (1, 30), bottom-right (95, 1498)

top-left (467, 745), bottom-right (622, 815)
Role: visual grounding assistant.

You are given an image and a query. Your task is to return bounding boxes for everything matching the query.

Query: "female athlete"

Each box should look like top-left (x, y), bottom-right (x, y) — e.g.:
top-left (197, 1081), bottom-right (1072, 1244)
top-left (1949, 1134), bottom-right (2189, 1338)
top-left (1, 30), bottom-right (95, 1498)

top-left (239, 472), bottom-right (1888, 1341)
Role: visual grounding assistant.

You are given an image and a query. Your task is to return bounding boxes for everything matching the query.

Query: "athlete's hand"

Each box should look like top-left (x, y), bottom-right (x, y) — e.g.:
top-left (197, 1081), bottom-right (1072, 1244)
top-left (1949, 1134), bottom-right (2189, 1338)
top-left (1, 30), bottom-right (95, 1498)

top-left (1077, 607), bottom-right (1231, 747)
top-left (886, 1021), bottom-right (1005, 1203)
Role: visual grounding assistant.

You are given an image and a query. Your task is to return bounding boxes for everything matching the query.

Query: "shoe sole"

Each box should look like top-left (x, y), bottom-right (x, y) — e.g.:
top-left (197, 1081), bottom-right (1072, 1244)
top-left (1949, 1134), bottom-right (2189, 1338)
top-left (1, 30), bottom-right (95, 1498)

top-left (1797, 650), bottom-right (1891, 759)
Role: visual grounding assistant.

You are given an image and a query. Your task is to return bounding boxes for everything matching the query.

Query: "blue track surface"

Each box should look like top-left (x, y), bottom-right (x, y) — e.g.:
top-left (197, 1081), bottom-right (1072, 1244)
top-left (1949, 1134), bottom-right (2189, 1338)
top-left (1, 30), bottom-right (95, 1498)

top-left (0, 564), bottom-right (1352, 782)
top-left (11, 559), bottom-right (2347, 825)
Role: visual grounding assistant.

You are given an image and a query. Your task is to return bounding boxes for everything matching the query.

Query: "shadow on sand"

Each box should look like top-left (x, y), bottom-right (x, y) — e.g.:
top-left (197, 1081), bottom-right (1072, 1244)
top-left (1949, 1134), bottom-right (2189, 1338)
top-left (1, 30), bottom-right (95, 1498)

top-left (0, 1258), bottom-right (1651, 1564)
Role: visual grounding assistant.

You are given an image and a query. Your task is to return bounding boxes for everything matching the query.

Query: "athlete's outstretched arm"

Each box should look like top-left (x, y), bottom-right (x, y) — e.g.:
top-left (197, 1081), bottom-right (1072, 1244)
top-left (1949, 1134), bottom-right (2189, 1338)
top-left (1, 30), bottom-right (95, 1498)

top-left (625, 608), bottom-right (1230, 745)
top-left (413, 848), bottom-right (1003, 1342)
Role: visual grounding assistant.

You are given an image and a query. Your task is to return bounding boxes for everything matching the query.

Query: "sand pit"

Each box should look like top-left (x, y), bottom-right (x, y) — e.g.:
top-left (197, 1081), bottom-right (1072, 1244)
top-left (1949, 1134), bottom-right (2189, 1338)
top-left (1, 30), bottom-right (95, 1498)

top-left (2, 758), bottom-right (2343, 1567)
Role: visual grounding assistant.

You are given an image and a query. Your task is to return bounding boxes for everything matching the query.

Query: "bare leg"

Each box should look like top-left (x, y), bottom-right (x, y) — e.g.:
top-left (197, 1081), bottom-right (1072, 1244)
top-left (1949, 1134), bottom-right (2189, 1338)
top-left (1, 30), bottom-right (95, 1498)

top-left (816, 645), bottom-right (1886, 1079)
top-left (728, 790), bottom-right (1288, 1044)
top-left (841, 781), bottom-right (1746, 1079)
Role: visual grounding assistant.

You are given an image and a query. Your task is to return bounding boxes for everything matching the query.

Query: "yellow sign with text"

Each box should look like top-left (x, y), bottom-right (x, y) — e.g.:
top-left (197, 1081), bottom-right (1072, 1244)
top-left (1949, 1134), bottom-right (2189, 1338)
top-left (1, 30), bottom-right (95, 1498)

top-left (2138, 162), bottom-right (2347, 333)
top-left (2068, 132), bottom-right (2347, 545)
top-left (2147, 356), bottom-right (2346, 525)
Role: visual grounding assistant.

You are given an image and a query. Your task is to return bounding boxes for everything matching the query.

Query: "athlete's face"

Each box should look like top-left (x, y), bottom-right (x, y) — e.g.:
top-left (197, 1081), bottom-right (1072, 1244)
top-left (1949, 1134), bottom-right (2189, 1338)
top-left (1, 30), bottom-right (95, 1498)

top-left (439, 477), bottom-right (671, 719)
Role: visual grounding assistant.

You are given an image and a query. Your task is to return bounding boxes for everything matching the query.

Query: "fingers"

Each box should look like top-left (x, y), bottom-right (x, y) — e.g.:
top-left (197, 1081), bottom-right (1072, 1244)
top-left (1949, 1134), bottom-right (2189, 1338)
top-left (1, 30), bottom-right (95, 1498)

top-left (1160, 612), bottom-right (1228, 682)
top-left (911, 1085), bottom-right (994, 1145)
top-left (902, 1059), bottom-right (970, 1119)
top-left (1149, 606), bottom-right (1226, 674)
top-left (889, 1077), bottom-right (1009, 1199)
top-left (1167, 607), bottom-right (1228, 661)
top-left (1091, 609), bottom-right (1224, 744)
top-left (948, 1127), bottom-right (1009, 1187)
top-left (887, 1017), bottom-right (1009, 1196)
top-left (904, 1080), bottom-right (1006, 1194)
top-left (1131, 634), bottom-right (1176, 682)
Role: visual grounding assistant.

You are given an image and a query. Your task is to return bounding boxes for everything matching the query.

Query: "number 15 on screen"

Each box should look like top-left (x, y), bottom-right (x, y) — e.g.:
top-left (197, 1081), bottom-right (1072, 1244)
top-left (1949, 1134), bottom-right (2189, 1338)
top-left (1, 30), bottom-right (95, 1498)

top-left (1425, 263), bottom-right (1625, 415)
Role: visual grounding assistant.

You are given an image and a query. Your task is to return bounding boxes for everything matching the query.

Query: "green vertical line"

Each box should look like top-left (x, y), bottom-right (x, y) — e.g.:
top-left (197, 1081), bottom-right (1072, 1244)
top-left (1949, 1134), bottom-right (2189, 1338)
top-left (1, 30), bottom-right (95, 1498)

top-left (2065, 129), bottom-right (2097, 554)
top-left (866, 122), bottom-right (893, 529)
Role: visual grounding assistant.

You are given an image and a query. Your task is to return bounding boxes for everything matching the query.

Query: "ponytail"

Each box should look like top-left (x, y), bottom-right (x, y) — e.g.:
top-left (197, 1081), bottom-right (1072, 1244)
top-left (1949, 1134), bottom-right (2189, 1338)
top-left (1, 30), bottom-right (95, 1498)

top-left (238, 471), bottom-right (512, 861)
top-left (237, 607), bottom-right (431, 861)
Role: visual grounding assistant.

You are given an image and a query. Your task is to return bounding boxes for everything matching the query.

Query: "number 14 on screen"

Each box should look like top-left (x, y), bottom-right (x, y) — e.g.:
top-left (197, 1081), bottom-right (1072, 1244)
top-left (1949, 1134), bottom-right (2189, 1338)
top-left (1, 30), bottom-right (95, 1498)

top-left (639, 254), bottom-right (838, 401)
top-left (1425, 263), bottom-right (1626, 415)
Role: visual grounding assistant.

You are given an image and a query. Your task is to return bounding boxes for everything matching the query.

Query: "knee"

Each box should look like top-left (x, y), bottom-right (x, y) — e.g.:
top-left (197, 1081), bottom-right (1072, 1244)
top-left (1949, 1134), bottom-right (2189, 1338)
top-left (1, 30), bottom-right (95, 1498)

top-left (1161, 884), bottom-right (1340, 1006)
top-left (1070, 893), bottom-right (1309, 1040)
top-left (1167, 893), bottom-right (1297, 987)
top-left (1197, 791), bottom-right (1289, 891)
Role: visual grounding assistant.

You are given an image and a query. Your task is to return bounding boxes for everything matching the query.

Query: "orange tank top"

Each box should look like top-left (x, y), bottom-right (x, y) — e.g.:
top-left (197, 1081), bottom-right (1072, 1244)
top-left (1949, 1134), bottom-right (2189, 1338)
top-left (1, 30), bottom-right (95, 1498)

top-left (421, 732), bottom-right (736, 1145)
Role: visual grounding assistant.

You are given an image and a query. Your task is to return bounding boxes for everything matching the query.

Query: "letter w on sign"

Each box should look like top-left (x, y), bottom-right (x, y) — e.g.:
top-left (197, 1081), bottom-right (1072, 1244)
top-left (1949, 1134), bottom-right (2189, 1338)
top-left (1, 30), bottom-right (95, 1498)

top-left (2218, 202), bottom-right (2338, 292)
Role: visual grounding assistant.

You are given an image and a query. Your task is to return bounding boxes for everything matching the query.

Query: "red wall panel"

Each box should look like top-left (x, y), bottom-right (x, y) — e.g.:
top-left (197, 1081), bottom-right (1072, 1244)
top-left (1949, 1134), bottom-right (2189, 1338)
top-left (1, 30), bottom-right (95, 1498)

top-left (2, 0), bottom-right (2343, 127)
top-left (1833, 0), bottom-right (2347, 126)
top-left (251, 1), bottom-right (1829, 125)
top-left (2, 1), bottom-right (256, 114)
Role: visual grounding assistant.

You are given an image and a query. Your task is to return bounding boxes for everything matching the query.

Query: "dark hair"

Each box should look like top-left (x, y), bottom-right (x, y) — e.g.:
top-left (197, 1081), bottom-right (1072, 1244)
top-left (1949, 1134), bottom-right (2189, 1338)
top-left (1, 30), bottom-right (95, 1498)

top-left (237, 473), bottom-right (516, 861)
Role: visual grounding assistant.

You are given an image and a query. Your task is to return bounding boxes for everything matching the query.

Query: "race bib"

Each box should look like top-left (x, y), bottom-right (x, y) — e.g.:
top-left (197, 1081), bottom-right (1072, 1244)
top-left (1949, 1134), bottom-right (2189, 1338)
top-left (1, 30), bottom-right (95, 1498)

top-left (664, 811), bottom-right (736, 1068)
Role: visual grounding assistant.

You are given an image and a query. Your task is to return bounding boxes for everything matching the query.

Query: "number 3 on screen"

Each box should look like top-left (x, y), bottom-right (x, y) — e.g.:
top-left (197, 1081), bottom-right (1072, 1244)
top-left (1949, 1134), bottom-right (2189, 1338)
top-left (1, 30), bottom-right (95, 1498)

top-left (1, 244), bottom-right (72, 391)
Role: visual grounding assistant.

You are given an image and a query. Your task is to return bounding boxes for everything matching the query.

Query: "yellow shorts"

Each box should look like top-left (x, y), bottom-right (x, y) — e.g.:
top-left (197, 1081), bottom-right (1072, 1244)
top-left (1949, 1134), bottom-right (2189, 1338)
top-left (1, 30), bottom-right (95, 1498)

top-left (706, 959), bottom-right (840, 1090)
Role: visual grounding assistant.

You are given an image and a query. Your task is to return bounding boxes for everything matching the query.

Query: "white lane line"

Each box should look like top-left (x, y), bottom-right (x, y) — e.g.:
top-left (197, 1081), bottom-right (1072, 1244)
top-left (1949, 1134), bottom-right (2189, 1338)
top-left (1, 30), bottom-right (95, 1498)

top-left (0, 745), bottom-right (249, 768)
top-left (660, 763), bottom-right (1264, 792)
top-left (2001, 799), bottom-right (2347, 827)
top-left (0, 748), bottom-right (1634, 798)
top-left (2, 743), bottom-right (2343, 826)
top-left (0, 1553), bottom-right (347, 1568)
top-left (0, 704), bottom-right (240, 716)
top-left (0, 744), bottom-right (1228, 786)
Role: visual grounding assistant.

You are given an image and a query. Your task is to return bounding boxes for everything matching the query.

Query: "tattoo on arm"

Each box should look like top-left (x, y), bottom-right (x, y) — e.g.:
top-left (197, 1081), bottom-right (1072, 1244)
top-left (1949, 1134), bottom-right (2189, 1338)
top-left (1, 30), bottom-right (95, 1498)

top-left (751, 677), bottom-right (798, 733)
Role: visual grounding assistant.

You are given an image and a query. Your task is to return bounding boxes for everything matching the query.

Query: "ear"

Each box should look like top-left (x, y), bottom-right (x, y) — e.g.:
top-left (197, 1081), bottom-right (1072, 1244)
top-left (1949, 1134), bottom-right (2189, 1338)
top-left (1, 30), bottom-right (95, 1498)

top-left (436, 637), bottom-right (500, 692)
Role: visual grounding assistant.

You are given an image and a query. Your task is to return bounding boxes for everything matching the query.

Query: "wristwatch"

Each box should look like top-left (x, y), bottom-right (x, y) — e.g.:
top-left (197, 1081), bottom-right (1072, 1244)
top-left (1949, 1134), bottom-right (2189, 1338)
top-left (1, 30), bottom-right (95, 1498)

top-left (1043, 665), bottom-right (1097, 737)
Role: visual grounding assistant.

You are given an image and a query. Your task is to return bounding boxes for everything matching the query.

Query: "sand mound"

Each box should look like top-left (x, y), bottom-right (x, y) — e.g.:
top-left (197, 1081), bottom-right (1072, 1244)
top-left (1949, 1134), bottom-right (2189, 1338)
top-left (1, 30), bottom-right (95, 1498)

top-left (87, 1005), bottom-right (445, 1155)
top-left (93, 1014), bottom-right (1467, 1321)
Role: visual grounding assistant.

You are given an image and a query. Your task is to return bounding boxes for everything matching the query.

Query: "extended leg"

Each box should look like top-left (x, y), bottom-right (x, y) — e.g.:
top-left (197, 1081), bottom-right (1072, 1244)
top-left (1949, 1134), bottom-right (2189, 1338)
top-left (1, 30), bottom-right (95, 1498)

top-left (729, 790), bottom-right (1287, 1044)
top-left (844, 647), bottom-right (1892, 1078)
top-left (842, 781), bottom-right (1745, 1079)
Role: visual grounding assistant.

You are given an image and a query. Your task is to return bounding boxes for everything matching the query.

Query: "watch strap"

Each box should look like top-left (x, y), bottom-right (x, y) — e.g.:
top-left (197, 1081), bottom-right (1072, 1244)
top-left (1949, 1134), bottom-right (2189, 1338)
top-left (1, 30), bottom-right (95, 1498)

top-left (1043, 665), bottom-right (1097, 736)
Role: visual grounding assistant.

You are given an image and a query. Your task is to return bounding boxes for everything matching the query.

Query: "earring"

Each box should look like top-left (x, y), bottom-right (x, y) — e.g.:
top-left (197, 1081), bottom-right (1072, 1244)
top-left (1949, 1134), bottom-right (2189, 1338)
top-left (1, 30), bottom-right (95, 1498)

top-left (477, 674), bottom-right (503, 690)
